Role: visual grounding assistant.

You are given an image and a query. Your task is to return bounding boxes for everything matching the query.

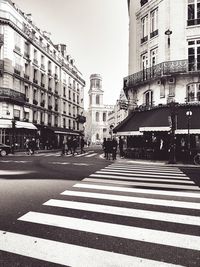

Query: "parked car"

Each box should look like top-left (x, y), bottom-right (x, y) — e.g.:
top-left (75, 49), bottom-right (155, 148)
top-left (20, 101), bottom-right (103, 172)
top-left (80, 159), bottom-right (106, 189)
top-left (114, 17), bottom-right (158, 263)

top-left (0, 143), bottom-right (11, 156)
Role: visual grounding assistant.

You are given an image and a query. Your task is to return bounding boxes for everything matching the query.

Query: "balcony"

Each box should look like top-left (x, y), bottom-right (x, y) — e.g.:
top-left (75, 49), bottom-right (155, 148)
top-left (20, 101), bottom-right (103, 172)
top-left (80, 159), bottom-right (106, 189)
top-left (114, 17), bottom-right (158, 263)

top-left (33, 99), bottom-right (38, 105)
top-left (41, 64), bottom-right (45, 70)
top-left (0, 60), bottom-right (4, 76)
top-left (24, 74), bottom-right (29, 80)
top-left (48, 105), bottom-right (52, 110)
top-left (123, 59), bottom-right (200, 90)
top-left (0, 34), bottom-right (4, 46)
top-left (0, 87), bottom-right (25, 104)
top-left (24, 52), bottom-right (30, 59)
top-left (40, 100), bottom-right (45, 107)
top-left (150, 29), bottom-right (158, 39)
top-left (33, 79), bottom-right (38, 84)
top-left (14, 68), bottom-right (21, 76)
top-left (141, 36), bottom-right (148, 44)
top-left (187, 19), bottom-right (200, 26)
top-left (14, 45), bottom-right (21, 54)
top-left (33, 59), bottom-right (38, 65)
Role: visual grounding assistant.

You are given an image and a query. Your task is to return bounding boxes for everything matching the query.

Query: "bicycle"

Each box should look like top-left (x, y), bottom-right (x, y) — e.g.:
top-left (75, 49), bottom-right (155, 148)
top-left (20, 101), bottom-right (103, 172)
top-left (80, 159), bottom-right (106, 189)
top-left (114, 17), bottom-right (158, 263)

top-left (193, 153), bottom-right (200, 165)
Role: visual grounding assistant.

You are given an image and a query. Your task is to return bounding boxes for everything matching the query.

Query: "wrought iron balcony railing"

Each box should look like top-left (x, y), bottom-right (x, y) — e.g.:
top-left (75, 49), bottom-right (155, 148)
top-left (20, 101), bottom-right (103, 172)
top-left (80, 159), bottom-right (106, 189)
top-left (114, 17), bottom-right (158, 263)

top-left (187, 19), bottom-right (200, 26)
top-left (0, 88), bottom-right (25, 103)
top-left (0, 34), bottom-right (4, 46)
top-left (150, 29), bottom-right (158, 39)
top-left (141, 0), bottom-right (148, 6)
top-left (123, 59), bottom-right (200, 90)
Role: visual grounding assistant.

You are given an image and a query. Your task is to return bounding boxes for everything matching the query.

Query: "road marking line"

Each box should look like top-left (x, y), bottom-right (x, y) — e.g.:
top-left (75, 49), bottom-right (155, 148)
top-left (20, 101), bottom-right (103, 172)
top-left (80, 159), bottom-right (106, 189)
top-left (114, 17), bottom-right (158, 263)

top-left (104, 168), bottom-right (186, 176)
top-left (0, 170), bottom-right (35, 175)
top-left (98, 171), bottom-right (187, 179)
top-left (89, 175), bottom-right (198, 190)
top-left (85, 153), bottom-right (98, 158)
top-left (18, 212), bottom-right (200, 251)
top-left (64, 187), bottom-right (200, 210)
top-left (70, 183), bottom-right (200, 201)
top-left (110, 164), bottom-right (183, 172)
top-left (75, 152), bottom-right (90, 157)
top-left (0, 230), bottom-right (182, 267)
top-left (44, 199), bottom-right (200, 226)
top-left (86, 177), bottom-right (194, 185)
top-left (97, 170), bottom-right (189, 179)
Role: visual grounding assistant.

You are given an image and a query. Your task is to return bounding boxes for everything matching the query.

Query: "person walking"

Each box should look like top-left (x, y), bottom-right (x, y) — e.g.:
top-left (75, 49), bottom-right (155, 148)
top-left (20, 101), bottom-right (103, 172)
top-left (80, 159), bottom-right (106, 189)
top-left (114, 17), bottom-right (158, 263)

top-left (67, 137), bottom-right (72, 155)
top-left (112, 137), bottom-right (118, 160)
top-left (119, 136), bottom-right (124, 158)
top-left (72, 137), bottom-right (78, 156)
top-left (80, 137), bottom-right (85, 154)
top-left (102, 138), bottom-right (107, 158)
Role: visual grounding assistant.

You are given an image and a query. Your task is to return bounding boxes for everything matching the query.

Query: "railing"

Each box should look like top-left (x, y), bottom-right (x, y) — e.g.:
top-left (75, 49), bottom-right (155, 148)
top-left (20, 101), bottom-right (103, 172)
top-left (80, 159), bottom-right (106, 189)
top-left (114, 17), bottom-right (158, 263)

top-left (187, 19), bottom-right (200, 26)
top-left (33, 79), bottom-right (38, 84)
top-left (0, 88), bottom-right (25, 102)
top-left (150, 29), bottom-right (158, 39)
top-left (0, 34), bottom-right (4, 46)
top-left (0, 60), bottom-right (4, 75)
top-left (124, 59), bottom-right (200, 89)
top-left (14, 68), bottom-right (21, 75)
top-left (141, 36), bottom-right (148, 44)
top-left (33, 59), bottom-right (38, 65)
top-left (33, 99), bottom-right (38, 105)
top-left (24, 74), bottom-right (29, 80)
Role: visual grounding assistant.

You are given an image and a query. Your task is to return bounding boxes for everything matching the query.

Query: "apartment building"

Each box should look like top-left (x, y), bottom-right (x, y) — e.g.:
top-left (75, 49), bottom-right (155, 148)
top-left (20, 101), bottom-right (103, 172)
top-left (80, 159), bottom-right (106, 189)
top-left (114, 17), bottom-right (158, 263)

top-left (0, 0), bottom-right (85, 149)
top-left (115, 0), bottom-right (200, 160)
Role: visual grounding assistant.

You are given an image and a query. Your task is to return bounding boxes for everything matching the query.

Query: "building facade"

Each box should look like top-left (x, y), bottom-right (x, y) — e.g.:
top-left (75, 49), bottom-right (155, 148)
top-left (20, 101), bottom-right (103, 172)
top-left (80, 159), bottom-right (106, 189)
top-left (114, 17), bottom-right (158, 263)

top-left (0, 0), bottom-right (85, 150)
top-left (115, 0), bottom-right (200, 161)
top-left (86, 74), bottom-right (114, 144)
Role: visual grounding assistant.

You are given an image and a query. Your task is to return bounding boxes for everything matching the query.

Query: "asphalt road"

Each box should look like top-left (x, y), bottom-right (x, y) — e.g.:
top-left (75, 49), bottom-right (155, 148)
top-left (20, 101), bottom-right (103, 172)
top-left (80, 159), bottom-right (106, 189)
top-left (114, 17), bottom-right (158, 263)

top-left (0, 148), bottom-right (200, 267)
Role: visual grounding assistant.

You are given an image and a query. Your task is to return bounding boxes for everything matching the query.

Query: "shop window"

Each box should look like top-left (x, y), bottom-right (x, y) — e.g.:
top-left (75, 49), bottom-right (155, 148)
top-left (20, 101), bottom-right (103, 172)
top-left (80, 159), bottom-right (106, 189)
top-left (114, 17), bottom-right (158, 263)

top-left (187, 83), bottom-right (200, 101)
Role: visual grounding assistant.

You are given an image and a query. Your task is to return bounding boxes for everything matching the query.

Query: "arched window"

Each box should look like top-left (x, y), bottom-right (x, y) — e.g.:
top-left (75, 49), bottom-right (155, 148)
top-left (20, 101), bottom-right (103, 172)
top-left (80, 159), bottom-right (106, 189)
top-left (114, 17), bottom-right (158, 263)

top-left (96, 112), bottom-right (99, 122)
top-left (103, 112), bottom-right (106, 122)
top-left (96, 95), bottom-right (100, 104)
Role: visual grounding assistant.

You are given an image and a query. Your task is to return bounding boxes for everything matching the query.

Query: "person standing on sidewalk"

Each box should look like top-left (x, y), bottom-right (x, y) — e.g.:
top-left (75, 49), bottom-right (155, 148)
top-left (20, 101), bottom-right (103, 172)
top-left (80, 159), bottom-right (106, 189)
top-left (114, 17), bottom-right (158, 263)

top-left (119, 136), bottom-right (124, 158)
top-left (80, 137), bottom-right (86, 154)
top-left (112, 137), bottom-right (118, 160)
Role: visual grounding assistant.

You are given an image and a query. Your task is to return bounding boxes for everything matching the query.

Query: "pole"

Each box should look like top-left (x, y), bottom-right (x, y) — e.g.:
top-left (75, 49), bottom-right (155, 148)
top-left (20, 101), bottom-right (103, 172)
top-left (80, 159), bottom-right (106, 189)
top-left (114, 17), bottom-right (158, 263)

top-left (168, 102), bottom-right (177, 164)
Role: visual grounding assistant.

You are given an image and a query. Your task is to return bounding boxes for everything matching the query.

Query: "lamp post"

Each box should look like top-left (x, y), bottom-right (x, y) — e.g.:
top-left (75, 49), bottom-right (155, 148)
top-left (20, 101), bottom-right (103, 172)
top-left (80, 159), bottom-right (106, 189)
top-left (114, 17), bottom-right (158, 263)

top-left (165, 29), bottom-right (172, 46)
top-left (168, 101), bottom-right (177, 164)
top-left (186, 110), bottom-right (192, 162)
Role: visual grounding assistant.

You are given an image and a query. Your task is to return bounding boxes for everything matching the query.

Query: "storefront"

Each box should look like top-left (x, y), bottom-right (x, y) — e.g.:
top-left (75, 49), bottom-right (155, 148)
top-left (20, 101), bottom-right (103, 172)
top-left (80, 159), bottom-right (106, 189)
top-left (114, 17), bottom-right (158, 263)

top-left (114, 104), bottom-right (200, 161)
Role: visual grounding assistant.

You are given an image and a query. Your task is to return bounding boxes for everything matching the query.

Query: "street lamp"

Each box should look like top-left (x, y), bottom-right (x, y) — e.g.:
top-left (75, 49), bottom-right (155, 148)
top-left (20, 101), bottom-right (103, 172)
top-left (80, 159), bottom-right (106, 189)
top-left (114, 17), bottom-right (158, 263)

top-left (186, 110), bottom-right (192, 162)
top-left (165, 29), bottom-right (172, 46)
top-left (168, 101), bottom-right (177, 164)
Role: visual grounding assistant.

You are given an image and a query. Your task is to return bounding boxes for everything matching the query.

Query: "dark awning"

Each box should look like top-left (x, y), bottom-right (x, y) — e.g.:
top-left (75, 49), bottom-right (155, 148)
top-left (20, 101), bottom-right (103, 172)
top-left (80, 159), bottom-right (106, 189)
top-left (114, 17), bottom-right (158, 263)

top-left (114, 105), bottom-right (200, 135)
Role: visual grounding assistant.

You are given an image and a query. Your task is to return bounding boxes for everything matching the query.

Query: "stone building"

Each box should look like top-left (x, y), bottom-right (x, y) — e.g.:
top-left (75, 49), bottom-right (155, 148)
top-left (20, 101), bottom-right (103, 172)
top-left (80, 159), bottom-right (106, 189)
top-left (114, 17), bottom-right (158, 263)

top-left (0, 0), bottom-right (85, 149)
top-left (85, 74), bottom-right (114, 144)
top-left (115, 0), bottom-right (200, 161)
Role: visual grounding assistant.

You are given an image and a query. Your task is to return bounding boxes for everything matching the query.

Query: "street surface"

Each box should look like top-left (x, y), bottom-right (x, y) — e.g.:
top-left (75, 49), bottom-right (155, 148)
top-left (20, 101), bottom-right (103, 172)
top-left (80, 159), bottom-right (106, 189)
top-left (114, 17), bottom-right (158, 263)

top-left (0, 147), bottom-right (200, 266)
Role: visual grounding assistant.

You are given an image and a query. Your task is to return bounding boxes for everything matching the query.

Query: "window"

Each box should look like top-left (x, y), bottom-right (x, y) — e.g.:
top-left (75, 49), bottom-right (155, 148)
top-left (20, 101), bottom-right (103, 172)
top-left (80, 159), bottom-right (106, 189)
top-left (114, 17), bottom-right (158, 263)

top-left (188, 39), bottom-right (200, 71)
top-left (96, 112), bottom-right (99, 122)
top-left (69, 119), bottom-right (71, 129)
top-left (96, 95), bottom-right (100, 104)
top-left (150, 48), bottom-right (158, 66)
top-left (63, 118), bottom-right (66, 128)
top-left (141, 15), bottom-right (148, 43)
top-left (33, 110), bottom-right (37, 122)
top-left (187, 83), bottom-right (200, 101)
top-left (14, 32), bottom-right (21, 51)
top-left (63, 86), bottom-right (66, 97)
top-left (90, 95), bottom-right (92, 105)
top-left (187, 0), bottom-right (200, 26)
top-left (144, 90), bottom-right (153, 106)
top-left (150, 9), bottom-right (158, 38)
top-left (14, 109), bottom-right (20, 119)
top-left (96, 133), bottom-right (99, 140)
top-left (141, 53), bottom-right (148, 79)
top-left (103, 112), bottom-right (106, 122)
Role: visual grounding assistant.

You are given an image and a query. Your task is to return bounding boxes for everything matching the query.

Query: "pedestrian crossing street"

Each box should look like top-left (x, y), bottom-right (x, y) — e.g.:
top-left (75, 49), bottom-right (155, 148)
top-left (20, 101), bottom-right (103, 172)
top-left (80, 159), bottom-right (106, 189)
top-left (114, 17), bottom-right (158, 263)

top-left (0, 163), bottom-right (200, 266)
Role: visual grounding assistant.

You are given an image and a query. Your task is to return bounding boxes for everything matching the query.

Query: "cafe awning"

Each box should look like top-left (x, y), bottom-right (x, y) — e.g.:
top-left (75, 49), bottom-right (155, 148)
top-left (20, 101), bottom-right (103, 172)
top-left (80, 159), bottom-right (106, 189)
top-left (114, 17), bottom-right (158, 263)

top-left (114, 105), bottom-right (200, 135)
top-left (0, 119), bottom-right (37, 130)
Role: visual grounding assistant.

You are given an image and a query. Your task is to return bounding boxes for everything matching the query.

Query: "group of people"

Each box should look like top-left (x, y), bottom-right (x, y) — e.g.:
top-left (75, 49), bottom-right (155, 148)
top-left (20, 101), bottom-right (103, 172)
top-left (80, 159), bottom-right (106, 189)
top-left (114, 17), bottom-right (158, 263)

top-left (61, 137), bottom-right (86, 156)
top-left (24, 138), bottom-right (36, 155)
top-left (102, 136), bottom-right (124, 160)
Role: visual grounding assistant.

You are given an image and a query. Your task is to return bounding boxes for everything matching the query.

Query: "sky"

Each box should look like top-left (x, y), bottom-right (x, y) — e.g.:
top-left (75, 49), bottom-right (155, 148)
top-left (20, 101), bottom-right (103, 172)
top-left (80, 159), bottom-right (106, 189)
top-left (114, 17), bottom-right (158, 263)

top-left (14, 0), bottom-right (129, 108)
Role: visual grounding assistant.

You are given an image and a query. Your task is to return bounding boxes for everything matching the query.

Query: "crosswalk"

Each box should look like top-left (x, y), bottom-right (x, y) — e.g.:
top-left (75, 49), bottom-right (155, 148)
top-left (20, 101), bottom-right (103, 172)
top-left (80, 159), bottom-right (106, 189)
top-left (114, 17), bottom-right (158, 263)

top-left (9, 150), bottom-right (98, 158)
top-left (0, 162), bottom-right (200, 266)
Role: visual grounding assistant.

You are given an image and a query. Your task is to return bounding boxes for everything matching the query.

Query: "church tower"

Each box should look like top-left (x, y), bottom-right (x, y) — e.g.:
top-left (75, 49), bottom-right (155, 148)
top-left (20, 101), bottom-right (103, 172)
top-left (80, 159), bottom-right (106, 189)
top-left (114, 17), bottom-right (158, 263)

top-left (86, 74), bottom-right (113, 143)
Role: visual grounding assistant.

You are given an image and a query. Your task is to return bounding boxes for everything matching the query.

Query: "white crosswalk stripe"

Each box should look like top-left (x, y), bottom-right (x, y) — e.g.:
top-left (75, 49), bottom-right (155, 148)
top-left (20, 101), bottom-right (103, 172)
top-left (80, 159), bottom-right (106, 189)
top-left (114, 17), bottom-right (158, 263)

top-left (0, 162), bottom-right (200, 266)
